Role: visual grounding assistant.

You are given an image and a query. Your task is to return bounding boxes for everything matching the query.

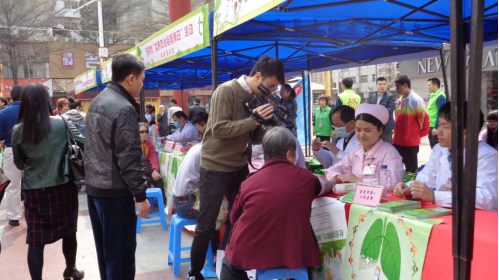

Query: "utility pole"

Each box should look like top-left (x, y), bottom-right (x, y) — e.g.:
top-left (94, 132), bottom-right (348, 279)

top-left (72, 0), bottom-right (108, 63)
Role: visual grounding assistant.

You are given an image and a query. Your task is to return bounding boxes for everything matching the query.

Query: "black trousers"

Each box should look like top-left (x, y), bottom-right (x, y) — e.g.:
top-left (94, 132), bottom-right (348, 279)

top-left (87, 196), bottom-right (137, 280)
top-left (393, 145), bottom-right (419, 173)
top-left (145, 174), bottom-right (166, 206)
top-left (428, 127), bottom-right (439, 148)
top-left (189, 166), bottom-right (249, 279)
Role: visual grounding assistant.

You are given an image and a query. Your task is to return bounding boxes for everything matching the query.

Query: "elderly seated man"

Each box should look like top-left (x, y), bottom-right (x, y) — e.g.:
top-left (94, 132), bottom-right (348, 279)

top-left (221, 127), bottom-right (323, 280)
top-left (161, 111), bottom-right (199, 148)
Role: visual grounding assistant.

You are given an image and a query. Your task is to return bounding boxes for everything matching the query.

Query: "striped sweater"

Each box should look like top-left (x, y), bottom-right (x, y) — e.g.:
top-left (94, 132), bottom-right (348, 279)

top-left (393, 91), bottom-right (430, 146)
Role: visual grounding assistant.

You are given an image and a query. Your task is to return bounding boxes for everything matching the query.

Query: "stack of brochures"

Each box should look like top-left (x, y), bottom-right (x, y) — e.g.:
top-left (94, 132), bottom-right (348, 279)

top-left (401, 207), bottom-right (452, 220)
top-left (377, 200), bottom-right (421, 213)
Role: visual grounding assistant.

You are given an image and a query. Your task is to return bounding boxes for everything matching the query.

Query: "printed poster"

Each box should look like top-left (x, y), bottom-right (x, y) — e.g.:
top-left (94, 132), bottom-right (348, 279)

top-left (165, 152), bottom-right (185, 219)
top-left (293, 75), bottom-right (311, 146)
top-left (310, 197), bottom-right (347, 280)
top-left (213, 0), bottom-right (286, 36)
top-left (159, 151), bottom-right (172, 218)
top-left (343, 204), bottom-right (433, 280)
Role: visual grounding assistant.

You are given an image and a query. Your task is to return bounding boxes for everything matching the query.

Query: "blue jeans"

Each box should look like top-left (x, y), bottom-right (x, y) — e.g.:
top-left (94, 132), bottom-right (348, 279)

top-left (87, 195), bottom-right (137, 280)
top-left (173, 193), bottom-right (199, 220)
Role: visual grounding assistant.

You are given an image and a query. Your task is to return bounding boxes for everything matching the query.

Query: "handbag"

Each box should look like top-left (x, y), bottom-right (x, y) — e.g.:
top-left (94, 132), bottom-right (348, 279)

top-left (0, 147), bottom-right (10, 192)
top-left (61, 117), bottom-right (85, 181)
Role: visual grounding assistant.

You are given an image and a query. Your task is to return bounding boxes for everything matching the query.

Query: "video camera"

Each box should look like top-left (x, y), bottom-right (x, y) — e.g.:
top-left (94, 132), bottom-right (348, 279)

top-left (246, 84), bottom-right (297, 128)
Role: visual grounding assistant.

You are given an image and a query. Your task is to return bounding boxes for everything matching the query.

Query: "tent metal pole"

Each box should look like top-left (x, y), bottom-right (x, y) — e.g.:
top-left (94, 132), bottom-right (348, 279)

top-left (461, 0), bottom-right (485, 279)
top-left (275, 42), bottom-right (279, 59)
top-left (307, 58), bottom-right (312, 157)
top-left (139, 87), bottom-right (145, 122)
top-left (211, 37), bottom-right (219, 90)
top-left (301, 69), bottom-right (308, 157)
top-left (449, 0), bottom-right (466, 278)
top-left (439, 48), bottom-right (449, 99)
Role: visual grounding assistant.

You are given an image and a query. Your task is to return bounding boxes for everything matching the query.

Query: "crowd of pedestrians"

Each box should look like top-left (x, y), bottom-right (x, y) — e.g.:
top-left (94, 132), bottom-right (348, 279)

top-left (0, 53), bottom-right (496, 280)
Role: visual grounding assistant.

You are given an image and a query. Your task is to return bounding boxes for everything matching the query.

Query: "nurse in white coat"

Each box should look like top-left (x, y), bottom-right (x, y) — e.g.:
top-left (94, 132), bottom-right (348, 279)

top-left (394, 102), bottom-right (498, 212)
top-left (312, 105), bottom-right (361, 168)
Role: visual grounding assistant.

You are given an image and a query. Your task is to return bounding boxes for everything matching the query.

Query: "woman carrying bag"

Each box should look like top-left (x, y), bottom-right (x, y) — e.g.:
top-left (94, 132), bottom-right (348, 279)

top-left (11, 83), bottom-right (85, 280)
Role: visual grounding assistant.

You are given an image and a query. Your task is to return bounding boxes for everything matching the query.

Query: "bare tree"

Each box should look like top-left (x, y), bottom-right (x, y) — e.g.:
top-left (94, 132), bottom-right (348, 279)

top-left (121, 0), bottom-right (213, 35)
top-left (75, 0), bottom-right (145, 47)
top-left (0, 0), bottom-right (59, 85)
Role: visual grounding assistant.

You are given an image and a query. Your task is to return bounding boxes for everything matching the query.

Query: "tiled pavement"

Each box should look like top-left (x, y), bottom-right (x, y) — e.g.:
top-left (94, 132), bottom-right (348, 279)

top-left (0, 194), bottom-right (196, 280)
top-left (0, 139), bottom-right (432, 280)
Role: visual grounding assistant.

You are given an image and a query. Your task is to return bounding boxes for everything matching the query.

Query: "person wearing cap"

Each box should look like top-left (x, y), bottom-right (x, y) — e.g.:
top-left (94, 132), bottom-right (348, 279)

top-left (312, 105), bottom-right (361, 168)
top-left (326, 104), bottom-right (404, 190)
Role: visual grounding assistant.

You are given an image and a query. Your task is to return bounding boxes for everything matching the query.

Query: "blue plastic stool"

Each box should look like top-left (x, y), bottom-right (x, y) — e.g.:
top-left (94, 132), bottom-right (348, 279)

top-left (148, 196), bottom-right (157, 211)
top-left (136, 188), bottom-right (168, 233)
top-left (256, 267), bottom-right (309, 280)
top-left (167, 214), bottom-right (216, 277)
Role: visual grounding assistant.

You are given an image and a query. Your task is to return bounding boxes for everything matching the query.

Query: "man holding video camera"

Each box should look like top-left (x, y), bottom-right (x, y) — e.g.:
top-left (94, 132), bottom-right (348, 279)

top-left (188, 56), bottom-right (284, 280)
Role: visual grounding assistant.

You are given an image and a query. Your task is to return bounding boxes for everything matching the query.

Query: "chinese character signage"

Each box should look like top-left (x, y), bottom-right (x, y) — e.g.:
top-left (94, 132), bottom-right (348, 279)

top-left (136, 5), bottom-right (209, 70)
top-left (74, 69), bottom-right (96, 94)
top-left (101, 46), bottom-right (137, 84)
top-left (85, 52), bottom-right (99, 69)
top-left (101, 59), bottom-right (113, 84)
top-left (213, 0), bottom-right (285, 36)
top-left (62, 52), bottom-right (74, 69)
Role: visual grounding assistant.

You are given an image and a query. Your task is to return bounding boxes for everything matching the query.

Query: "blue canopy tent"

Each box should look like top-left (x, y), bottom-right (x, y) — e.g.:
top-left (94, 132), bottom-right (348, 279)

top-left (208, 1), bottom-right (497, 279)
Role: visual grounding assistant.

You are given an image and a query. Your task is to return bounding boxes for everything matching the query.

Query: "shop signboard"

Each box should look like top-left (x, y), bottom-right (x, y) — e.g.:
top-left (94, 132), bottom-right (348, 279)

top-left (136, 5), bottom-right (209, 70)
top-left (101, 46), bottom-right (138, 83)
top-left (74, 69), bottom-right (96, 94)
top-left (213, 0), bottom-right (286, 36)
top-left (101, 58), bottom-right (113, 84)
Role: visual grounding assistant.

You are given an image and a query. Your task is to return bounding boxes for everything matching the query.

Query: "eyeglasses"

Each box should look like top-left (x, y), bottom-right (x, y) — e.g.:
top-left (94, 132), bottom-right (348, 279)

top-left (487, 120), bottom-right (498, 124)
top-left (262, 78), bottom-right (278, 92)
top-left (139, 130), bottom-right (149, 134)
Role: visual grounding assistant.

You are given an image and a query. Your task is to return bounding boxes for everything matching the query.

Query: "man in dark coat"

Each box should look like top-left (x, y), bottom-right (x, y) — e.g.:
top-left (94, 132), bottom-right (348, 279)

top-left (84, 53), bottom-right (150, 280)
top-left (370, 77), bottom-right (396, 143)
top-left (187, 97), bottom-right (206, 121)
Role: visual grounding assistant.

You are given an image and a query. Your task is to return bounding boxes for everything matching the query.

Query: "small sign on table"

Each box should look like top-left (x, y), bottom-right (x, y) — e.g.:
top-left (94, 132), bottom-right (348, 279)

top-left (352, 183), bottom-right (385, 207)
top-left (164, 140), bottom-right (175, 151)
top-left (173, 144), bottom-right (183, 153)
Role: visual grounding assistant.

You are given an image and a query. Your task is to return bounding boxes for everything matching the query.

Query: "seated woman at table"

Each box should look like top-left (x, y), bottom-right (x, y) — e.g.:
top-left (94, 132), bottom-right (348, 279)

top-left (326, 103), bottom-right (404, 190)
top-left (139, 122), bottom-right (166, 204)
top-left (394, 102), bottom-right (498, 212)
top-left (222, 127), bottom-right (322, 279)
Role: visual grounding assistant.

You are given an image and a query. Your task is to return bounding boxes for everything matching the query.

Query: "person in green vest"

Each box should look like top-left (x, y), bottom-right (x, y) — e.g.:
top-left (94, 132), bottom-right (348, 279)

top-left (336, 77), bottom-right (361, 109)
top-left (314, 95), bottom-right (333, 143)
top-left (426, 77), bottom-right (447, 148)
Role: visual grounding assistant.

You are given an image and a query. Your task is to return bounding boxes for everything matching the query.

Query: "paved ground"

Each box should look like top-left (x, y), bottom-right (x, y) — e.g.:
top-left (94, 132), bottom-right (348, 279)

top-left (0, 138), bottom-right (432, 280)
top-left (0, 194), bottom-right (195, 280)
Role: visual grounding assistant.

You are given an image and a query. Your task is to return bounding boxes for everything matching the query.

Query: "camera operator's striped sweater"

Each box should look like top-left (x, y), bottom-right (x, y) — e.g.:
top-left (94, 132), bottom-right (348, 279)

top-left (393, 90), bottom-right (430, 147)
top-left (201, 78), bottom-right (265, 172)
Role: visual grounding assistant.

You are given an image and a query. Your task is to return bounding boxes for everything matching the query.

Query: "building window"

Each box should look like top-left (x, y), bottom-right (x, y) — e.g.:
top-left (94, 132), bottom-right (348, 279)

top-left (65, 0), bottom-right (80, 9)
top-left (360, 75), bottom-right (368, 83)
top-left (372, 74), bottom-right (376, 82)
top-left (352, 77), bottom-right (356, 83)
